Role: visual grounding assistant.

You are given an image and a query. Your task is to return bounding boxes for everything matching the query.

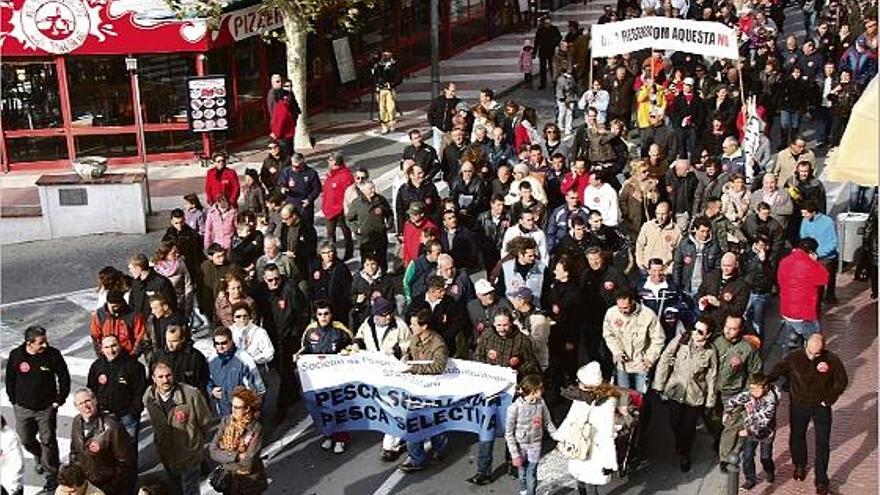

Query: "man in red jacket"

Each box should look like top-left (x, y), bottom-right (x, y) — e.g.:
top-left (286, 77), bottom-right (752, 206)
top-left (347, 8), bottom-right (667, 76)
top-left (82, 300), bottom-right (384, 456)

top-left (269, 84), bottom-right (300, 156)
top-left (777, 237), bottom-right (829, 351)
top-left (204, 153), bottom-right (240, 206)
top-left (321, 152), bottom-right (356, 260)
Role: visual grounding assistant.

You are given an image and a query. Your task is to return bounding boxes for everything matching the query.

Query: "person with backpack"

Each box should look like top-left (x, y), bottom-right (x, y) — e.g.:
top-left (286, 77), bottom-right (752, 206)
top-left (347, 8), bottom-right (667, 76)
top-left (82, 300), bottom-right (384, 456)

top-left (89, 290), bottom-right (147, 358)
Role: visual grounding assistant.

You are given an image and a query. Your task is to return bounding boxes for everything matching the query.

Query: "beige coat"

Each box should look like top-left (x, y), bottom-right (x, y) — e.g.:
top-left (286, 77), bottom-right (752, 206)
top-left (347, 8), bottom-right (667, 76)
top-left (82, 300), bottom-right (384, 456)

top-left (602, 304), bottom-right (665, 373)
top-left (771, 148), bottom-right (816, 185)
top-left (653, 334), bottom-right (718, 408)
top-left (635, 219), bottom-right (682, 272)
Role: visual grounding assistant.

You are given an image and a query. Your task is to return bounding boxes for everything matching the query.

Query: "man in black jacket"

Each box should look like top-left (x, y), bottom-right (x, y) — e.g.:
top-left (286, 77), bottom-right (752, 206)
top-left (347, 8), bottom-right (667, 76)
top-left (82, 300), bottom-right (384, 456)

top-left (255, 264), bottom-right (309, 423)
top-left (163, 209), bottom-right (205, 287)
top-left (427, 82), bottom-right (461, 151)
top-left (149, 325), bottom-right (209, 399)
top-left (407, 275), bottom-right (469, 358)
top-left (669, 77), bottom-right (705, 160)
top-left (742, 234), bottom-right (775, 337)
top-left (87, 334), bottom-right (147, 451)
top-left (401, 129), bottom-right (440, 180)
top-left (127, 253), bottom-right (177, 320)
top-left (146, 295), bottom-right (187, 359)
top-left (5, 326), bottom-right (70, 492)
top-left (440, 128), bottom-right (468, 183)
top-left (697, 252), bottom-right (750, 328)
top-left (580, 247), bottom-right (630, 375)
top-left (439, 210), bottom-right (481, 273)
top-left (534, 17), bottom-right (562, 89)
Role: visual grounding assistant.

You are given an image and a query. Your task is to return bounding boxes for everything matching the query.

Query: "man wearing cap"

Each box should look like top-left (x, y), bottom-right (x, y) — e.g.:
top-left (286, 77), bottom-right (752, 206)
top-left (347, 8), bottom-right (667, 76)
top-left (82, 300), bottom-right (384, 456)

top-left (469, 309), bottom-right (540, 485)
top-left (278, 153), bottom-right (321, 225)
top-left (767, 334), bottom-right (847, 495)
top-left (509, 287), bottom-right (551, 372)
top-left (467, 279), bottom-right (514, 340)
top-left (400, 201), bottom-right (440, 268)
top-left (353, 297), bottom-right (411, 461)
top-left (668, 77), bottom-right (705, 161)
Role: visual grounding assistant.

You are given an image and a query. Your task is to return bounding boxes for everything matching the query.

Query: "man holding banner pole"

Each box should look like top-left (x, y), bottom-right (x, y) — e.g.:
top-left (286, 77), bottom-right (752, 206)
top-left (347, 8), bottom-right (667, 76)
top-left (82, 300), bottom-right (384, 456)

top-left (467, 306), bottom-right (540, 486)
top-left (398, 309), bottom-right (451, 473)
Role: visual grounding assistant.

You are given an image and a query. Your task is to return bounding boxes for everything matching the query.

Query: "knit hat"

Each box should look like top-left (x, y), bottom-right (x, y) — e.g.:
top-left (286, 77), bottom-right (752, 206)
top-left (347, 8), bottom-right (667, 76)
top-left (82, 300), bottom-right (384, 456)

top-left (576, 362), bottom-right (603, 387)
top-left (507, 286), bottom-right (534, 302)
top-left (475, 279), bottom-right (495, 295)
top-left (371, 297), bottom-right (394, 316)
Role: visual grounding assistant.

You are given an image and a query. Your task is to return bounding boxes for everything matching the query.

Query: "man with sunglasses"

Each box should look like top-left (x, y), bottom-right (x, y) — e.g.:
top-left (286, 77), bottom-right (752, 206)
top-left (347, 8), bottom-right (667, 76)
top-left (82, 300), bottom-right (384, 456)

top-left (207, 327), bottom-right (265, 417)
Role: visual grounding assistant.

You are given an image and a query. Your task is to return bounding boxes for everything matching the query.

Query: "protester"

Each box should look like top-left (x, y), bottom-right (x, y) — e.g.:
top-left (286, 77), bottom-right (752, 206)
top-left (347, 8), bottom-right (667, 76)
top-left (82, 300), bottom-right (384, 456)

top-left (504, 374), bottom-right (558, 495)
top-left (205, 153), bottom-right (240, 206)
top-left (69, 388), bottom-right (133, 495)
top-left (208, 327), bottom-right (266, 417)
top-left (87, 335), bottom-right (147, 447)
top-left (208, 386), bottom-right (268, 494)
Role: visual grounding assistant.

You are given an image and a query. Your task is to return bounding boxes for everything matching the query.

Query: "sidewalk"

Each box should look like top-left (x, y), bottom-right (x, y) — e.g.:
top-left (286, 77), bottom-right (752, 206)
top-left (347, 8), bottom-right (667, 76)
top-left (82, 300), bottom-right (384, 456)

top-left (0, 0), bottom-right (613, 215)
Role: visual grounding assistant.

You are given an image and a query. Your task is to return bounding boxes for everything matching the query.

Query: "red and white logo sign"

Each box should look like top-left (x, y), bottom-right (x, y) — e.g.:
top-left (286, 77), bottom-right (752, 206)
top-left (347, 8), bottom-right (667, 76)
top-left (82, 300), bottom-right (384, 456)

top-left (603, 281), bottom-right (615, 291)
top-left (18, 362), bottom-right (30, 373)
top-left (313, 270), bottom-right (321, 281)
top-left (816, 361), bottom-right (829, 373)
top-left (730, 355), bottom-right (742, 368)
top-left (614, 318), bottom-right (624, 328)
top-left (684, 256), bottom-right (693, 265)
top-left (277, 299), bottom-right (286, 310)
top-left (19, 0), bottom-right (91, 54)
top-left (87, 441), bottom-right (100, 454)
top-left (723, 292), bottom-right (733, 302)
top-left (508, 356), bottom-right (521, 368)
top-left (98, 374), bottom-right (108, 385)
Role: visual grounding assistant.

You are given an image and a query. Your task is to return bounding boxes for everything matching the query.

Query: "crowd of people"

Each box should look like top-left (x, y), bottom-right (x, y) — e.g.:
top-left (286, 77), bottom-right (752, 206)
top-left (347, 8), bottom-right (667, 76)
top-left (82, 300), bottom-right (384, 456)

top-left (1, 1), bottom-right (878, 495)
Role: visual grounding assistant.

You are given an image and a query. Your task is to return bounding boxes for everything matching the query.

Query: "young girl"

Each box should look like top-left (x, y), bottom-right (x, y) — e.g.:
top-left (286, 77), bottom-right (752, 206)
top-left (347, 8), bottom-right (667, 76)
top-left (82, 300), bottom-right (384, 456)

top-left (183, 193), bottom-right (206, 235)
top-left (241, 168), bottom-right (266, 215)
top-left (505, 374), bottom-right (558, 495)
top-left (519, 40), bottom-right (535, 89)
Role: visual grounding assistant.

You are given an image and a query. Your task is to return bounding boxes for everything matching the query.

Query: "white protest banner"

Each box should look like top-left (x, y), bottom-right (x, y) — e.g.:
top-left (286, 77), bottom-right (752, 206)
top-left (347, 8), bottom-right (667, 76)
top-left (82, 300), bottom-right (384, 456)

top-left (591, 17), bottom-right (739, 60)
top-left (297, 353), bottom-right (517, 442)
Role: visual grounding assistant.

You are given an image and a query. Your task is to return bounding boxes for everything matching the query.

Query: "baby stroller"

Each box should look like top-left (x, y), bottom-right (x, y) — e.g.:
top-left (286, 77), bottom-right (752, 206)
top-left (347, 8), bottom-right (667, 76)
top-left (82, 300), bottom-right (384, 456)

top-left (614, 388), bottom-right (647, 477)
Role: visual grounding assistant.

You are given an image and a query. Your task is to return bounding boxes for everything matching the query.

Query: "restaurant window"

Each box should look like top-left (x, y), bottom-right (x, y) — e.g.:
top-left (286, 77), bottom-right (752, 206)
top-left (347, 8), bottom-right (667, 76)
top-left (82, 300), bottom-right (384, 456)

top-left (1, 60), bottom-right (62, 130)
top-left (137, 54), bottom-right (195, 124)
top-left (235, 37), bottom-right (263, 106)
top-left (74, 134), bottom-right (138, 158)
top-left (145, 130), bottom-right (202, 154)
top-left (5, 136), bottom-right (67, 162)
top-left (67, 56), bottom-right (134, 126)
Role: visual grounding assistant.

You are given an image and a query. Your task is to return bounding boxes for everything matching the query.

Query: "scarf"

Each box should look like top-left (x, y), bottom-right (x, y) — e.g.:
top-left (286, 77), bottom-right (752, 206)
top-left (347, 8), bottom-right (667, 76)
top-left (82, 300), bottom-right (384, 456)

top-left (219, 413), bottom-right (253, 453)
top-left (154, 258), bottom-right (180, 278)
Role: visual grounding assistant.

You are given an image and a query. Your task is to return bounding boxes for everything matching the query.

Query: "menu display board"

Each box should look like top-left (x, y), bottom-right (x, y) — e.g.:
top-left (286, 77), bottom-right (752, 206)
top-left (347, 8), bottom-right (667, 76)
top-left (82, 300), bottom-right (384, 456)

top-left (186, 76), bottom-right (229, 133)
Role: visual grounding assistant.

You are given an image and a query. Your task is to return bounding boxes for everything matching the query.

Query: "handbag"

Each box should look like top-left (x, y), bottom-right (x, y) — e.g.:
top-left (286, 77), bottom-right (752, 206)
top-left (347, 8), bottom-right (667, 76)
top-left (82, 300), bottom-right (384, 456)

top-left (208, 466), bottom-right (232, 493)
top-left (555, 405), bottom-right (594, 460)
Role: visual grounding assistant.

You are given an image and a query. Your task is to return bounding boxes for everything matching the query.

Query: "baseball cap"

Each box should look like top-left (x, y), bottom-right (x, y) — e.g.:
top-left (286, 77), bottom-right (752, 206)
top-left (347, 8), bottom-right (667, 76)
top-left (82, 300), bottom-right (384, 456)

top-left (371, 297), bottom-right (394, 316)
top-left (407, 201), bottom-right (425, 215)
top-left (475, 279), bottom-right (495, 295)
top-left (683, 77), bottom-right (695, 85)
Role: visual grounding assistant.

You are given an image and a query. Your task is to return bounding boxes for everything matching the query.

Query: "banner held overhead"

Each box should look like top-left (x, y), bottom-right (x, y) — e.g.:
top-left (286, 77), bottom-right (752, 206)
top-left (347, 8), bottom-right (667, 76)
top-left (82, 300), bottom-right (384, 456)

top-left (591, 17), bottom-right (739, 60)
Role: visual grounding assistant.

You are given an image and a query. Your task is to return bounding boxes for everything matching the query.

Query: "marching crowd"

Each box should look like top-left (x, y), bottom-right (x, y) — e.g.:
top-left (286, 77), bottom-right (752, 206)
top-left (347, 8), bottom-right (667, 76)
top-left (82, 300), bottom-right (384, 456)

top-left (2, 1), bottom-right (878, 495)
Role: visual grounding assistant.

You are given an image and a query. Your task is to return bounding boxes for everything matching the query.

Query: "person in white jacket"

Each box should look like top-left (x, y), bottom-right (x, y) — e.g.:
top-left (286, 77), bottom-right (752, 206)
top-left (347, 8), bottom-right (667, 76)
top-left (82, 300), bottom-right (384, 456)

top-left (353, 298), bottom-right (412, 462)
top-left (228, 302), bottom-right (275, 365)
top-left (501, 210), bottom-right (550, 266)
top-left (578, 79), bottom-right (610, 125)
top-left (582, 172), bottom-right (620, 226)
top-left (1, 415), bottom-right (24, 495)
top-left (556, 362), bottom-right (619, 495)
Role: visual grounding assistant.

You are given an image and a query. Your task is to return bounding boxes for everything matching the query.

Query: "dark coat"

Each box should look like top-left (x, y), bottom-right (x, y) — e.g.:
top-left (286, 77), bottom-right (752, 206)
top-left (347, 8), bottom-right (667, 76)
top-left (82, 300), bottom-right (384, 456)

top-left (428, 95), bottom-right (461, 132)
top-left (395, 180), bottom-right (441, 233)
top-left (150, 344), bottom-right (210, 398)
top-left (70, 414), bottom-right (133, 495)
top-left (673, 236), bottom-right (721, 293)
top-left (129, 269), bottom-right (177, 320)
top-left (440, 225), bottom-right (482, 272)
top-left (697, 271), bottom-right (751, 326)
top-left (87, 352), bottom-right (147, 418)
top-left (307, 259), bottom-right (353, 319)
top-left (407, 296), bottom-right (470, 358)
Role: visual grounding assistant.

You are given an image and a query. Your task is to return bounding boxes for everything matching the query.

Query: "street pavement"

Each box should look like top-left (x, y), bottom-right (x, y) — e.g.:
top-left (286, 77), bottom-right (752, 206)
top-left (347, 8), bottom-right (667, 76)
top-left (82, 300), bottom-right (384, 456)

top-left (1, 2), bottom-right (877, 495)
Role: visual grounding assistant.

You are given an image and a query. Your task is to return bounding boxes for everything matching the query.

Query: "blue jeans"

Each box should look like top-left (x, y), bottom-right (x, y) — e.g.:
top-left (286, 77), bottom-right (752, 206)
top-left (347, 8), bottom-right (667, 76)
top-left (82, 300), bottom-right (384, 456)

top-left (783, 319), bottom-right (820, 352)
top-left (405, 433), bottom-right (448, 467)
top-left (780, 110), bottom-right (802, 130)
top-left (615, 368), bottom-right (649, 394)
top-left (518, 458), bottom-right (539, 495)
top-left (741, 436), bottom-right (775, 483)
top-left (165, 465), bottom-right (201, 495)
top-left (744, 292), bottom-right (771, 338)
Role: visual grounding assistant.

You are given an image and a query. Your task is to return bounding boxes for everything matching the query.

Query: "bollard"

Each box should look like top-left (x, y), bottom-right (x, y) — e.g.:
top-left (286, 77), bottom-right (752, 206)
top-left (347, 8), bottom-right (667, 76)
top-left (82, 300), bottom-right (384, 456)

top-left (725, 453), bottom-right (741, 495)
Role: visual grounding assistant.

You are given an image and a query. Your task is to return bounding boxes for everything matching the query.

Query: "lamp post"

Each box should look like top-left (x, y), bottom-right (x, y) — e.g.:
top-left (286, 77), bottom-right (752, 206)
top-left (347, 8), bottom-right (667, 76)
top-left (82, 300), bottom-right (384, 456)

top-left (126, 56), bottom-right (152, 215)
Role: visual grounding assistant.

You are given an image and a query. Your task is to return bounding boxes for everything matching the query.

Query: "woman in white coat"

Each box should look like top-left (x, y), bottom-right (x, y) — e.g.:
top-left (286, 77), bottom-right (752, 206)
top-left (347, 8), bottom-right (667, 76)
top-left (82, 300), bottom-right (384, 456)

top-left (556, 362), bottom-right (619, 495)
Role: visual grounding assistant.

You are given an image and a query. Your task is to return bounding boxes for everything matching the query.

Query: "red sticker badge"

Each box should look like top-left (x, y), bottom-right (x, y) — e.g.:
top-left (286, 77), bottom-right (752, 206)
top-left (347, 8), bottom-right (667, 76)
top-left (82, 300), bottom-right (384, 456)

top-left (614, 318), bottom-right (625, 328)
top-left (313, 271), bottom-right (321, 281)
top-left (816, 361), bottom-right (829, 373)
top-left (18, 362), bottom-right (30, 373)
top-left (684, 256), bottom-right (693, 265)
top-left (730, 355), bottom-right (742, 368)
top-left (98, 374), bottom-right (108, 385)
top-left (174, 410), bottom-right (189, 423)
top-left (604, 281), bottom-right (615, 291)
top-left (509, 356), bottom-right (521, 368)
top-left (723, 292), bottom-right (733, 302)
top-left (88, 441), bottom-right (100, 454)
top-left (277, 299), bottom-right (286, 310)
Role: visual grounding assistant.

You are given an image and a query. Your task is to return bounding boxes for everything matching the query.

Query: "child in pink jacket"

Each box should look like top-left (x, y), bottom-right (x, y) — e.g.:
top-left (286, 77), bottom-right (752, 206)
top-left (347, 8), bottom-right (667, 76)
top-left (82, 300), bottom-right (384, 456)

top-left (519, 39), bottom-right (535, 88)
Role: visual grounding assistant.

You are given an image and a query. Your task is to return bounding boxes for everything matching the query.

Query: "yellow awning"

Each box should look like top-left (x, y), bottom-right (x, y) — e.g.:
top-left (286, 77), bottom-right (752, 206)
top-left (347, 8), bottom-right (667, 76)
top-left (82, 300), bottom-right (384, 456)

top-left (826, 76), bottom-right (879, 186)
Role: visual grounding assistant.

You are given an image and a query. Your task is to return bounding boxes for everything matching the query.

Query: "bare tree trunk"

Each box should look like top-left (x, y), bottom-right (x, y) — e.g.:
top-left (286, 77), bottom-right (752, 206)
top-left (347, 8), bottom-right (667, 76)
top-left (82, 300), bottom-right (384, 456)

top-left (283, 12), bottom-right (312, 150)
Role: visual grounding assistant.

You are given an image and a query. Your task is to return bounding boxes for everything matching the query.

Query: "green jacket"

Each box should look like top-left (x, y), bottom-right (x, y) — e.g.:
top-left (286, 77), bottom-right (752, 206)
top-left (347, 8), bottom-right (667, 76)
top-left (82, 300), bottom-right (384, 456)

top-left (143, 382), bottom-right (213, 471)
top-left (653, 334), bottom-right (719, 408)
top-left (712, 336), bottom-right (763, 397)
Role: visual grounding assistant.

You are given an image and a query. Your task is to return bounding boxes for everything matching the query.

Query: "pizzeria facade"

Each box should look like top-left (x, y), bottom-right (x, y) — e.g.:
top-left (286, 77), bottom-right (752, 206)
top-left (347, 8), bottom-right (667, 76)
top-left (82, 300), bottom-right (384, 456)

top-left (0, 0), bottom-right (532, 172)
